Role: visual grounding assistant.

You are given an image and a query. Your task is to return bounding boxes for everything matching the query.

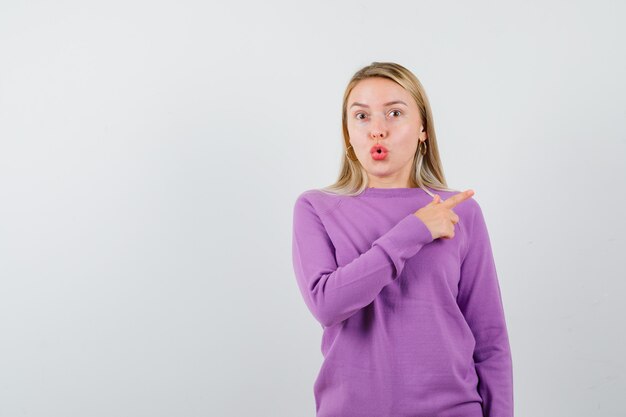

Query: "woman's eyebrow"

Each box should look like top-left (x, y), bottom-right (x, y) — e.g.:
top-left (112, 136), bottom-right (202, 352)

top-left (350, 100), bottom-right (408, 108)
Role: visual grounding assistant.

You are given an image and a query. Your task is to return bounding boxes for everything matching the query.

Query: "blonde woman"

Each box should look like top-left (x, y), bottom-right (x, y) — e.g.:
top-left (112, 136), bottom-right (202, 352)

top-left (291, 62), bottom-right (513, 417)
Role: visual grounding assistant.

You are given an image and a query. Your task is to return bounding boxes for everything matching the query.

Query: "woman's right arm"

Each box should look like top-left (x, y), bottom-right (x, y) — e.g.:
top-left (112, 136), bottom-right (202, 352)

top-left (291, 194), bottom-right (434, 328)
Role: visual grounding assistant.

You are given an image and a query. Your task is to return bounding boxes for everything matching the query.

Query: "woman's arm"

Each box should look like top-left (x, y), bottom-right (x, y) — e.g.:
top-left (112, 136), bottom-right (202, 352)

top-left (292, 193), bottom-right (433, 328)
top-left (457, 199), bottom-right (514, 417)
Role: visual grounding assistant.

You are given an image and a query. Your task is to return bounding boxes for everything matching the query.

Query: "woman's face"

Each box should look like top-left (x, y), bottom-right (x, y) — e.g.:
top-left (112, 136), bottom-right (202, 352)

top-left (346, 77), bottom-right (427, 187)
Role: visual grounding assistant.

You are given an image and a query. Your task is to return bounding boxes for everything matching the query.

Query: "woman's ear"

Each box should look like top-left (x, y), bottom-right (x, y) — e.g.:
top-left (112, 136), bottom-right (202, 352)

top-left (419, 125), bottom-right (428, 141)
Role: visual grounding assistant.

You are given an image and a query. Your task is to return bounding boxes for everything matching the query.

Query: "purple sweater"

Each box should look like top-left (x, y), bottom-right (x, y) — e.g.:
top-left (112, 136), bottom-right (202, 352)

top-left (291, 186), bottom-right (513, 417)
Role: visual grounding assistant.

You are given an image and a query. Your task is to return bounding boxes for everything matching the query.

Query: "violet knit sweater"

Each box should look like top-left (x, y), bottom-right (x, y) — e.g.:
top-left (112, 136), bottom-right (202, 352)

top-left (291, 186), bottom-right (513, 417)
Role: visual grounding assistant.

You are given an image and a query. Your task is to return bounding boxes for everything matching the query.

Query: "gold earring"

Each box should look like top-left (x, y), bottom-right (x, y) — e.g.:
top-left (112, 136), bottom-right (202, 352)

top-left (418, 140), bottom-right (427, 155)
top-left (346, 145), bottom-right (358, 161)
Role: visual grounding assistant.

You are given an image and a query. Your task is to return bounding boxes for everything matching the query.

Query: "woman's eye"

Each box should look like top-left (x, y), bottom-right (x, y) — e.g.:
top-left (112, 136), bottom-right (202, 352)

top-left (355, 113), bottom-right (366, 120)
top-left (390, 110), bottom-right (401, 117)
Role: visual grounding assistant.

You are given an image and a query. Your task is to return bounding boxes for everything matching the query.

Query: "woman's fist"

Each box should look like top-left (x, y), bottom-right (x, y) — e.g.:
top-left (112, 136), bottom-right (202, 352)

top-left (414, 190), bottom-right (474, 240)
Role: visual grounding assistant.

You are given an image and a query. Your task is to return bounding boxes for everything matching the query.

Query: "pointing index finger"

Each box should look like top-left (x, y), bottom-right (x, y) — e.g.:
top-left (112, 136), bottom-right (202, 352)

top-left (440, 189), bottom-right (475, 208)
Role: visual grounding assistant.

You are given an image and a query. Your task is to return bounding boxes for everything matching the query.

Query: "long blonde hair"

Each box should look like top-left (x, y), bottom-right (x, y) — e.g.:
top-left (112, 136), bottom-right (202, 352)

top-left (320, 62), bottom-right (458, 197)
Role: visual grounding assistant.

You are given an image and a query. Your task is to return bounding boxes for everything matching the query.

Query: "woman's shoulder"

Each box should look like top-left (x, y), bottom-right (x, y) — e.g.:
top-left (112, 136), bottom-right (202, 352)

top-left (293, 188), bottom-right (343, 216)
top-left (428, 188), bottom-right (484, 227)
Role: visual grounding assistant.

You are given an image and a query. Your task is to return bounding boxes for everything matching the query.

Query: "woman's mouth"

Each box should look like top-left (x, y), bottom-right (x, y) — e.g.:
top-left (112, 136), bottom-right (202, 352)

top-left (370, 145), bottom-right (388, 160)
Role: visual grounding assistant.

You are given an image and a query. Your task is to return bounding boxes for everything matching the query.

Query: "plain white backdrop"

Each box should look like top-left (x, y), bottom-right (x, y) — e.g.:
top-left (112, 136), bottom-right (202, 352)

top-left (1, 1), bottom-right (624, 416)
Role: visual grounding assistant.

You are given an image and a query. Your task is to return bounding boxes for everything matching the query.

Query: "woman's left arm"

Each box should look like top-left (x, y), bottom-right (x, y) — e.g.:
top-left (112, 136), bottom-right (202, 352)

top-left (457, 199), bottom-right (514, 417)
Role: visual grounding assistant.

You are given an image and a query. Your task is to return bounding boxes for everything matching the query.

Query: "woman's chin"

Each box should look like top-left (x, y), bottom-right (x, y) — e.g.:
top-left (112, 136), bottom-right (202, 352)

top-left (366, 166), bottom-right (395, 177)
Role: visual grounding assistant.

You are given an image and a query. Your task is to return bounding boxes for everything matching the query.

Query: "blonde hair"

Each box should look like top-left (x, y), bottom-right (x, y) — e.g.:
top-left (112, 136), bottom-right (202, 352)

top-left (320, 62), bottom-right (458, 197)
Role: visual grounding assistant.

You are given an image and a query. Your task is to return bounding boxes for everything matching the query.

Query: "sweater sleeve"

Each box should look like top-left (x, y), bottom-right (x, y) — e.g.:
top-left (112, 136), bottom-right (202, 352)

top-left (457, 200), bottom-right (514, 417)
top-left (292, 194), bottom-right (434, 328)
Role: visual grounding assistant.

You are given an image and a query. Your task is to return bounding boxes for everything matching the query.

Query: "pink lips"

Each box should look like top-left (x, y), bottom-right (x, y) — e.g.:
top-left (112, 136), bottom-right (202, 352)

top-left (370, 145), bottom-right (388, 160)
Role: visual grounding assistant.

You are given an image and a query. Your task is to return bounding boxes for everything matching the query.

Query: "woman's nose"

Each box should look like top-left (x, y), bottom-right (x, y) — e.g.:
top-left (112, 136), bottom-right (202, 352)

top-left (370, 118), bottom-right (387, 139)
top-left (370, 130), bottom-right (385, 139)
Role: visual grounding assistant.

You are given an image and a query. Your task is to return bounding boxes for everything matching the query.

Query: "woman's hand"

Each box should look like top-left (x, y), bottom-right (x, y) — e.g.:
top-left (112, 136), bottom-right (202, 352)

top-left (414, 190), bottom-right (475, 240)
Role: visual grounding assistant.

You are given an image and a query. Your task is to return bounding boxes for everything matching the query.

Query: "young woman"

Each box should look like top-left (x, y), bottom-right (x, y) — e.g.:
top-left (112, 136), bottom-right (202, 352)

top-left (291, 62), bottom-right (513, 417)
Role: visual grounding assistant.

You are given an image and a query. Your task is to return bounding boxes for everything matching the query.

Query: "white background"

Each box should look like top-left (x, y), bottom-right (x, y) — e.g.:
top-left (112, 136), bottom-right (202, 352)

top-left (1, 1), bottom-right (624, 416)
